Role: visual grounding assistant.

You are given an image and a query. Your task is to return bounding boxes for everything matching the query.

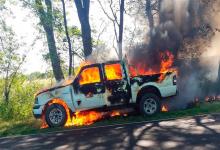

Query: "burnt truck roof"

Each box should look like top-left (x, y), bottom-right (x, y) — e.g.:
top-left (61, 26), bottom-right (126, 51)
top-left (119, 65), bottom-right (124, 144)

top-left (89, 60), bottom-right (122, 66)
top-left (79, 60), bottom-right (124, 70)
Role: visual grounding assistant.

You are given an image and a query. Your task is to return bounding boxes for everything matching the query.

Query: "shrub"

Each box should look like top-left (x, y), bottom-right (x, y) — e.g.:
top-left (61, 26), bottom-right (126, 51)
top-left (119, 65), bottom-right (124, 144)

top-left (0, 76), bottom-right (45, 121)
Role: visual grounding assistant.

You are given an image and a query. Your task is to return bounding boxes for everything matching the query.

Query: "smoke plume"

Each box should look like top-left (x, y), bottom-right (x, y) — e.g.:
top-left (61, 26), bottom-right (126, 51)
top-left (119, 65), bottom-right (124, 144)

top-left (129, 0), bottom-right (203, 71)
top-left (129, 0), bottom-right (220, 108)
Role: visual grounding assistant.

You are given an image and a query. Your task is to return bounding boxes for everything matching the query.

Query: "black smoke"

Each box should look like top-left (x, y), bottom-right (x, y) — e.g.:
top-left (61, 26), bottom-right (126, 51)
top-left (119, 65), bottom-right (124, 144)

top-left (129, 0), bottom-right (218, 108)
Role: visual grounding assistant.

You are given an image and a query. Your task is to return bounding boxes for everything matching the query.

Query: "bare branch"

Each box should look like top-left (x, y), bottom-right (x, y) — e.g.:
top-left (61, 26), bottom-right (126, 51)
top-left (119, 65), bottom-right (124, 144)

top-left (113, 21), bottom-right (119, 42)
top-left (109, 0), bottom-right (119, 26)
top-left (97, 0), bottom-right (119, 42)
top-left (73, 51), bottom-right (84, 60)
top-left (128, 21), bottom-right (137, 49)
top-left (0, 35), bottom-right (5, 50)
top-left (8, 55), bottom-right (26, 95)
top-left (97, 0), bottom-right (115, 22)
top-left (113, 36), bottom-right (119, 57)
top-left (96, 21), bottom-right (106, 42)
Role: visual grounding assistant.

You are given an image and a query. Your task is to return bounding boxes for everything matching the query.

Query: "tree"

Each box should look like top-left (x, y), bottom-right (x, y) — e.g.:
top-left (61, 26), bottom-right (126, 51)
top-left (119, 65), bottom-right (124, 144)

top-left (119, 0), bottom-right (125, 60)
top-left (61, 0), bottom-right (73, 76)
top-left (0, 21), bottom-right (25, 103)
top-left (35, 0), bottom-right (64, 81)
top-left (74, 0), bottom-right (92, 59)
top-left (145, 0), bottom-right (154, 31)
top-left (217, 62), bottom-right (220, 94)
top-left (98, 0), bottom-right (125, 60)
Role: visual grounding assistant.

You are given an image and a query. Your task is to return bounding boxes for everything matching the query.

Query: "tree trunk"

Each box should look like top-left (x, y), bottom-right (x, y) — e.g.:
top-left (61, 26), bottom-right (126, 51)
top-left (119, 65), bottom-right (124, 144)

top-left (45, 27), bottom-right (64, 81)
top-left (35, 0), bottom-right (64, 81)
top-left (61, 0), bottom-right (73, 76)
top-left (4, 80), bottom-right (9, 103)
top-left (146, 0), bottom-right (154, 31)
top-left (74, 0), bottom-right (92, 59)
top-left (4, 90), bottom-right (9, 104)
top-left (158, 0), bottom-right (162, 17)
top-left (217, 62), bottom-right (220, 94)
top-left (118, 0), bottom-right (125, 60)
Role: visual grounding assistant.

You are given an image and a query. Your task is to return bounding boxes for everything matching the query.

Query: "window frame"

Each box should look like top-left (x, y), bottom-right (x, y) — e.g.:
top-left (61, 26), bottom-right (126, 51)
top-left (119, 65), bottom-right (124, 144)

top-left (77, 64), bottom-right (103, 86)
top-left (104, 62), bottom-right (123, 81)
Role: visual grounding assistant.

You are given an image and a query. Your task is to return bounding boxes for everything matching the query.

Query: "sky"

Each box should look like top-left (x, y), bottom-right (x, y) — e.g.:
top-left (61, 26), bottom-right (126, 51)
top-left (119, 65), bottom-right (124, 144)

top-left (4, 0), bottom-right (147, 74)
top-left (5, 1), bottom-right (50, 74)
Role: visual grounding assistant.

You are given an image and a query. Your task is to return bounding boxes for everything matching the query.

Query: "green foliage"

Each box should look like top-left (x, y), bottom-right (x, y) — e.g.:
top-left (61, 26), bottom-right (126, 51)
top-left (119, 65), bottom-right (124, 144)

top-left (0, 76), bottom-right (45, 121)
top-left (53, 7), bottom-right (64, 33)
top-left (68, 26), bottom-right (81, 37)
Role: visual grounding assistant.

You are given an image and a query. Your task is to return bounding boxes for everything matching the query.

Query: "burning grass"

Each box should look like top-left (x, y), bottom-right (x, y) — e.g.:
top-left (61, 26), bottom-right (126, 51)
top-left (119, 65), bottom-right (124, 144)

top-left (161, 105), bottom-right (169, 112)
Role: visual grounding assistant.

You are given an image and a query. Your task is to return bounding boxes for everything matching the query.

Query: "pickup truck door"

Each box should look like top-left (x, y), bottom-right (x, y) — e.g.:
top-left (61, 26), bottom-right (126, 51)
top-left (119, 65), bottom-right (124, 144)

top-left (72, 65), bottom-right (105, 111)
top-left (103, 62), bottom-right (131, 106)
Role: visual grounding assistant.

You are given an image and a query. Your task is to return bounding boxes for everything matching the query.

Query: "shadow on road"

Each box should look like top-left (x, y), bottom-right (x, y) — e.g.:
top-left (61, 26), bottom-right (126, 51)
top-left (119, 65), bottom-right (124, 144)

top-left (1, 114), bottom-right (220, 150)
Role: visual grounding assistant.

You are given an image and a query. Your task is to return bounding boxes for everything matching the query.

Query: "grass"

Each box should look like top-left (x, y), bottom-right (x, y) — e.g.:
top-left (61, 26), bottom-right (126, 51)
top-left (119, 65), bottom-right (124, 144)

top-left (1, 101), bottom-right (220, 137)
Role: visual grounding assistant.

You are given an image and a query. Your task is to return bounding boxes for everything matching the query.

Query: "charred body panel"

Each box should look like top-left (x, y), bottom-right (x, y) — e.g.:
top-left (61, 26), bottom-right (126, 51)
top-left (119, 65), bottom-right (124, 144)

top-left (33, 86), bottom-right (75, 117)
top-left (130, 72), bottom-right (177, 102)
top-left (105, 79), bottom-right (130, 105)
top-left (102, 61), bottom-right (131, 106)
top-left (130, 74), bottom-right (162, 86)
top-left (71, 64), bottom-right (106, 111)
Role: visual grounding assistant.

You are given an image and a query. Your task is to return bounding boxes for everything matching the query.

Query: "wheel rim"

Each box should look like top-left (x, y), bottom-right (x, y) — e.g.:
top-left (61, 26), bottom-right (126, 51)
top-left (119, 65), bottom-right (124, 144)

top-left (143, 98), bottom-right (157, 115)
top-left (49, 108), bottom-right (63, 125)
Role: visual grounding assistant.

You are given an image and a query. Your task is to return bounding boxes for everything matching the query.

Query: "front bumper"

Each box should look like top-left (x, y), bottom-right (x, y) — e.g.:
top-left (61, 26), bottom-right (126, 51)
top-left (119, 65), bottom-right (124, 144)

top-left (32, 105), bottom-right (43, 119)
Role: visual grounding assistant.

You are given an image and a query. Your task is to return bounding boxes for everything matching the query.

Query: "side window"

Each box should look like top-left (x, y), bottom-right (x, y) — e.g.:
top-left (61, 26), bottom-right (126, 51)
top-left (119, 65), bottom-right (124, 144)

top-left (104, 63), bottom-right (123, 80)
top-left (79, 67), bottom-right (101, 85)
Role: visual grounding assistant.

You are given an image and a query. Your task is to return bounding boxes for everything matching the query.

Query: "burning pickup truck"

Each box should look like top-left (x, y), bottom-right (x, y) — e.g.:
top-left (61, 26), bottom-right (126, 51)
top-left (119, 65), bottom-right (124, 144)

top-left (33, 60), bottom-right (177, 127)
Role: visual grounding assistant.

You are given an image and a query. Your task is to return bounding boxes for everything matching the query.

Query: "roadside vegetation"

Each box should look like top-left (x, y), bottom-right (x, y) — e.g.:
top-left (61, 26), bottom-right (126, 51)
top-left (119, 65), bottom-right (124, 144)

top-left (1, 101), bottom-right (220, 137)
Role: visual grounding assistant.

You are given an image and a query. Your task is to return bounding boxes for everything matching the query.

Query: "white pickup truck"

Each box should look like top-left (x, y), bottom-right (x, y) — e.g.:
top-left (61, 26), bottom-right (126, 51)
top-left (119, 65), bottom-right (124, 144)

top-left (33, 60), bottom-right (177, 127)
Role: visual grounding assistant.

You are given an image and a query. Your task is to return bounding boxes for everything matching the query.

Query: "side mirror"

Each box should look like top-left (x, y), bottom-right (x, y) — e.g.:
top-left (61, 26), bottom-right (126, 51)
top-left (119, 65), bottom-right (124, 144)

top-left (75, 78), bottom-right (79, 85)
top-left (73, 77), bottom-right (80, 88)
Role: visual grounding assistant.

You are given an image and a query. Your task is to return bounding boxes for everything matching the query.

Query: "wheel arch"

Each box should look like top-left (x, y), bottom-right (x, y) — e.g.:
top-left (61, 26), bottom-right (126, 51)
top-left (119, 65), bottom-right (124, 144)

top-left (42, 98), bottom-right (72, 118)
top-left (136, 85), bottom-right (161, 105)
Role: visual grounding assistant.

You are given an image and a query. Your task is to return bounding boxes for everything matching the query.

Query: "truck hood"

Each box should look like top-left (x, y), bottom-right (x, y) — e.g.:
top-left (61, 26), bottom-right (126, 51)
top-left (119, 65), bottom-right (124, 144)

top-left (35, 78), bottom-right (75, 97)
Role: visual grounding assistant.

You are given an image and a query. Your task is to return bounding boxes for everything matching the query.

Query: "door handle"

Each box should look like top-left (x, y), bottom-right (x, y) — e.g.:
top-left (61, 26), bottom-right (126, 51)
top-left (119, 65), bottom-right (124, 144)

top-left (94, 83), bottom-right (100, 86)
top-left (86, 92), bottom-right (93, 98)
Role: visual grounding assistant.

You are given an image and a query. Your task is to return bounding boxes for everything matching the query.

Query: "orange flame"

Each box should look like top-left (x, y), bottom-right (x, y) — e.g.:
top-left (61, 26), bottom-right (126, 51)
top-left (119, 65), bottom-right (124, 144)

top-left (79, 67), bottom-right (101, 85)
top-left (105, 63), bottom-right (123, 80)
top-left (129, 50), bottom-right (175, 78)
top-left (160, 50), bottom-right (174, 73)
top-left (40, 99), bottom-right (124, 128)
top-left (71, 111), bottom-right (103, 126)
top-left (161, 105), bottom-right (168, 112)
top-left (41, 98), bottom-right (72, 129)
top-left (110, 111), bottom-right (121, 117)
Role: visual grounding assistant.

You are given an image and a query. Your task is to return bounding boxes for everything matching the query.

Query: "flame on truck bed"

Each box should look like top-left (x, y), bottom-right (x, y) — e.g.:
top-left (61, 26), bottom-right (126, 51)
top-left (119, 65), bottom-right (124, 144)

top-left (129, 50), bottom-right (175, 77)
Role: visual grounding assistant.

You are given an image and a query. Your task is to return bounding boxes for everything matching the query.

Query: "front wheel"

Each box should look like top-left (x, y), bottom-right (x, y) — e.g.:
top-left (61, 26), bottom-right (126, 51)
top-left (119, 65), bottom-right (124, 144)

top-left (139, 93), bottom-right (160, 116)
top-left (45, 104), bottom-right (67, 127)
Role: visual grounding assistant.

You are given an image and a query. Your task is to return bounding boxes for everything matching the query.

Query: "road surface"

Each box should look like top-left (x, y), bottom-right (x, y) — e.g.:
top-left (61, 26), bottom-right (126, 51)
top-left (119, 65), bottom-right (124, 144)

top-left (1, 114), bottom-right (220, 150)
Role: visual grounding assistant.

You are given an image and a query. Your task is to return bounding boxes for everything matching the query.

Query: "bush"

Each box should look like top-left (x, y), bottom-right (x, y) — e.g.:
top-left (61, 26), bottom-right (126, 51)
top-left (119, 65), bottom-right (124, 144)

top-left (0, 76), bottom-right (45, 121)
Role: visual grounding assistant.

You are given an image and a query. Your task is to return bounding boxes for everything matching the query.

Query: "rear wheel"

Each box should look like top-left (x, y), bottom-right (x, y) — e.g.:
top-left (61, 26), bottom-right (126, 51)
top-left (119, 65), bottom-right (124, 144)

top-left (139, 93), bottom-right (160, 116)
top-left (45, 104), bottom-right (67, 127)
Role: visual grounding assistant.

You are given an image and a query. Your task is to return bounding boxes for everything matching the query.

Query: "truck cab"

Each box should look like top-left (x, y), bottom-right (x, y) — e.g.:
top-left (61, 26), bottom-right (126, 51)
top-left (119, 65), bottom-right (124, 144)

top-left (33, 60), bottom-right (177, 127)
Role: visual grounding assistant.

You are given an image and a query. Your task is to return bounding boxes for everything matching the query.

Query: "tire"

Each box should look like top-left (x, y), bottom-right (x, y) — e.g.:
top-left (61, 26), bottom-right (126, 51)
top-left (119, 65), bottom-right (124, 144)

top-left (139, 93), bottom-right (160, 116)
top-left (45, 104), bottom-right (67, 127)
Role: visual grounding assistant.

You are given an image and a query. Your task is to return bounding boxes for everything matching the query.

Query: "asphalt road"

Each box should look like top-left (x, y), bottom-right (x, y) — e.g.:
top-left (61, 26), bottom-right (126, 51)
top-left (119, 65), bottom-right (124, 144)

top-left (1, 114), bottom-right (220, 150)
